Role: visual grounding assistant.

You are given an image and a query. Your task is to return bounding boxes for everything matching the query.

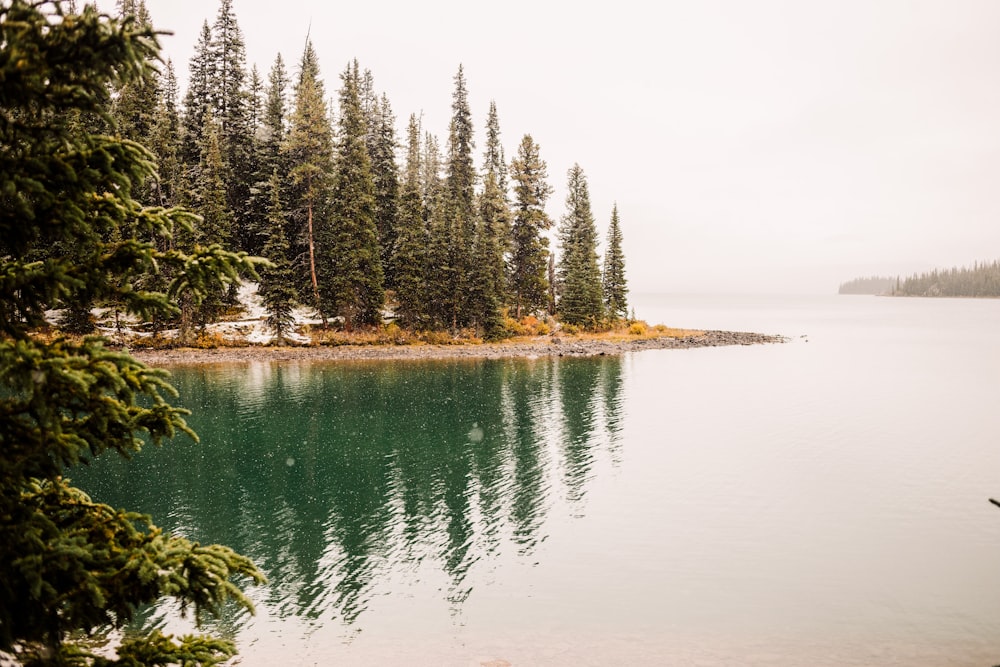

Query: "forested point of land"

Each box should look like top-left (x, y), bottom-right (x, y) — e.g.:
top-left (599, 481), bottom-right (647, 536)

top-left (840, 261), bottom-right (1000, 298)
top-left (46, 0), bottom-right (630, 344)
top-left (838, 276), bottom-right (894, 295)
top-left (893, 260), bottom-right (1000, 298)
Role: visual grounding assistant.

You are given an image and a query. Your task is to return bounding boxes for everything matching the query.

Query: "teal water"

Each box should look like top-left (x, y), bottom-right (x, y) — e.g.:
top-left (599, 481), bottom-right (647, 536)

top-left (74, 295), bottom-right (1000, 666)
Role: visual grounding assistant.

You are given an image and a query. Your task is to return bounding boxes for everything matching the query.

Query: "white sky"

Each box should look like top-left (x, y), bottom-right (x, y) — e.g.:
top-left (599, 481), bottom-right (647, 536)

top-left (99, 0), bottom-right (1000, 294)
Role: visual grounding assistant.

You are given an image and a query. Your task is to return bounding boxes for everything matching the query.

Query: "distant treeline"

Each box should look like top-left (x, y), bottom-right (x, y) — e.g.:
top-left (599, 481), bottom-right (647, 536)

top-left (894, 260), bottom-right (1000, 298)
top-left (840, 260), bottom-right (1000, 298)
top-left (838, 276), bottom-right (894, 295)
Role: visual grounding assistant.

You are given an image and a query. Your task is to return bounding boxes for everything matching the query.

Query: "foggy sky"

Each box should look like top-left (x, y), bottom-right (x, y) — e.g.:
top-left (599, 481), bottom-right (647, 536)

top-left (100, 0), bottom-right (1000, 294)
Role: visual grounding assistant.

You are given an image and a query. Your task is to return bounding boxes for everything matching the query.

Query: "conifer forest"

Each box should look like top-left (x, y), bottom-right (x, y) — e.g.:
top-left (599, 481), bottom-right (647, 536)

top-left (95, 0), bottom-right (629, 341)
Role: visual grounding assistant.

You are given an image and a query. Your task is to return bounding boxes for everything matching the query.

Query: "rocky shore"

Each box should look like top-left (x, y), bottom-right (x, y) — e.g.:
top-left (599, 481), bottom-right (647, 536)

top-left (132, 329), bottom-right (786, 365)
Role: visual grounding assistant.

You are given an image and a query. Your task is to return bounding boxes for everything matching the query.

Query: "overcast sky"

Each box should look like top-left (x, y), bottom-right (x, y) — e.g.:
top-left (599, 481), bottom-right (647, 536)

top-left (99, 0), bottom-right (1000, 294)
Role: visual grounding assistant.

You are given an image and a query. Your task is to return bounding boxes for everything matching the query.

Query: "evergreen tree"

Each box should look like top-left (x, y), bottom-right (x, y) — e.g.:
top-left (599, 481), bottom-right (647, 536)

top-left (508, 134), bottom-right (553, 318)
top-left (0, 3), bottom-right (264, 663)
top-left (475, 100), bottom-right (511, 315)
top-left (370, 93), bottom-right (400, 288)
top-left (282, 41), bottom-right (333, 317)
top-left (422, 131), bottom-right (452, 327)
top-left (181, 21), bottom-right (214, 169)
top-left (441, 65), bottom-right (477, 329)
top-left (248, 64), bottom-right (264, 138)
top-left (260, 171), bottom-right (297, 342)
top-left (557, 164), bottom-right (603, 327)
top-left (244, 54), bottom-right (289, 256)
top-left (261, 54), bottom-right (289, 174)
top-left (319, 64), bottom-right (384, 328)
top-left (603, 203), bottom-right (628, 320)
top-left (483, 100), bottom-right (508, 196)
top-left (392, 114), bottom-right (429, 327)
top-left (148, 60), bottom-right (183, 208)
top-left (208, 0), bottom-right (254, 252)
top-left (110, 0), bottom-right (157, 154)
top-left (467, 101), bottom-right (510, 338)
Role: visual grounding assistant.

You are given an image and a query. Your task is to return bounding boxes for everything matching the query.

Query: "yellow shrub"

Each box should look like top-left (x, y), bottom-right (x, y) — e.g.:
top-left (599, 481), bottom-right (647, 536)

top-left (628, 321), bottom-right (648, 336)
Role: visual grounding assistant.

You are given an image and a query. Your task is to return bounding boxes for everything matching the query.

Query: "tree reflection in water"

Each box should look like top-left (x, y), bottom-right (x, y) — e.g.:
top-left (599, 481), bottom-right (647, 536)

top-left (74, 355), bottom-right (626, 633)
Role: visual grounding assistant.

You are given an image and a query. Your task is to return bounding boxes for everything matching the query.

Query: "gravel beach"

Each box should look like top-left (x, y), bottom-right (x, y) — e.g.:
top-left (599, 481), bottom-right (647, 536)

top-left (132, 330), bottom-right (786, 365)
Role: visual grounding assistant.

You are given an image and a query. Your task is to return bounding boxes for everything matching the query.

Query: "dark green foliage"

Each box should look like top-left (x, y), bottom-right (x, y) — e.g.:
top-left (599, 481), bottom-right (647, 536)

top-left (260, 171), bottom-right (297, 341)
top-left (208, 0), bottom-right (254, 253)
top-left (391, 114), bottom-right (429, 328)
top-left (508, 135), bottom-right (554, 318)
top-left (557, 164), bottom-right (603, 327)
top-left (0, 2), bottom-right (264, 661)
top-left (602, 203), bottom-right (628, 321)
top-left (244, 54), bottom-right (289, 259)
top-left (469, 101), bottom-right (510, 339)
top-left (148, 60), bottom-right (182, 208)
top-left (189, 114), bottom-right (235, 330)
top-left (319, 64), bottom-right (384, 328)
top-left (371, 93), bottom-right (401, 288)
top-left (282, 41), bottom-right (333, 315)
top-left (180, 21), bottom-right (214, 169)
top-left (440, 65), bottom-right (477, 329)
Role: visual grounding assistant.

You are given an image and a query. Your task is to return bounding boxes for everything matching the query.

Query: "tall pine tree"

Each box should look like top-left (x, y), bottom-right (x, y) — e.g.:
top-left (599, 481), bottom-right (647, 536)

top-left (508, 134), bottom-right (553, 318)
top-left (469, 100), bottom-right (510, 338)
top-left (180, 21), bottom-right (214, 170)
top-left (244, 53), bottom-right (289, 256)
top-left (208, 0), bottom-right (253, 252)
top-left (319, 63), bottom-right (384, 328)
top-left (370, 93), bottom-right (400, 289)
top-left (392, 114), bottom-right (429, 327)
top-left (603, 203), bottom-right (628, 321)
top-left (282, 41), bottom-right (333, 318)
top-left (260, 170), bottom-right (297, 342)
top-left (557, 164), bottom-right (603, 327)
top-left (442, 65), bottom-right (476, 329)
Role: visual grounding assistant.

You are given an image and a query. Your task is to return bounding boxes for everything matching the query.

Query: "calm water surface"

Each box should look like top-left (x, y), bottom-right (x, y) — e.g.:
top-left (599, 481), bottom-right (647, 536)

top-left (76, 294), bottom-right (1000, 666)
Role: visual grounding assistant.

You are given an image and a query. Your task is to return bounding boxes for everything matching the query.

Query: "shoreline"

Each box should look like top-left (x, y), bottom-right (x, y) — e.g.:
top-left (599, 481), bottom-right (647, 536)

top-left (131, 330), bottom-right (786, 365)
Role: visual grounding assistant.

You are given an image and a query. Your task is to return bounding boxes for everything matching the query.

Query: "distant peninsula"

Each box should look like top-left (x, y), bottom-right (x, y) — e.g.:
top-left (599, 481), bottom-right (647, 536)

top-left (840, 260), bottom-right (1000, 298)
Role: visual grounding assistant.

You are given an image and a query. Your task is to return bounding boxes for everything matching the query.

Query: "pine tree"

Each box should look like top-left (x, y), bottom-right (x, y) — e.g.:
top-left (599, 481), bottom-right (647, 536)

top-left (469, 101), bottom-right (510, 338)
top-left (370, 93), bottom-right (400, 288)
top-left (260, 170), bottom-right (297, 342)
top-left (508, 134), bottom-right (553, 318)
top-left (392, 114), bottom-right (429, 327)
top-left (441, 65), bottom-right (477, 329)
top-left (190, 113), bottom-right (236, 331)
top-left (148, 60), bottom-right (183, 208)
top-left (282, 40), bottom-right (333, 318)
top-left (0, 3), bottom-right (264, 662)
top-left (208, 0), bottom-right (254, 252)
top-left (603, 203), bottom-right (628, 321)
top-left (318, 64), bottom-right (384, 328)
top-left (422, 131), bottom-right (452, 328)
top-left (111, 0), bottom-right (158, 157)
top-left (244, 54), bottom-right (289, 257)
top-left (261, 54), bottom-right (289, 174)
top-left (557, 164), bottom-right (603, 327)
top-left (181, 21), bottom-right (214, 169)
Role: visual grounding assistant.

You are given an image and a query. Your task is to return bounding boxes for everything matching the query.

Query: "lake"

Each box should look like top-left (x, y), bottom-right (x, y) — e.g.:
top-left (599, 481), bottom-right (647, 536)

top-left (75, 294), bottom-right (1000, 666)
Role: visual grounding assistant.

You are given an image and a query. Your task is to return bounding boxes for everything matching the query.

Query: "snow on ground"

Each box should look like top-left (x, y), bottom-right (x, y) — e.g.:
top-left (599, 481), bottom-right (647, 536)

top-left (50, 282), bottom-right (317, 346)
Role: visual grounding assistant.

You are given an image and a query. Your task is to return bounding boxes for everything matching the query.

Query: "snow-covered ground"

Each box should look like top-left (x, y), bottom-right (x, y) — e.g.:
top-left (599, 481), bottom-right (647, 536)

top-left (51, 282), bottom-right (318, 346)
